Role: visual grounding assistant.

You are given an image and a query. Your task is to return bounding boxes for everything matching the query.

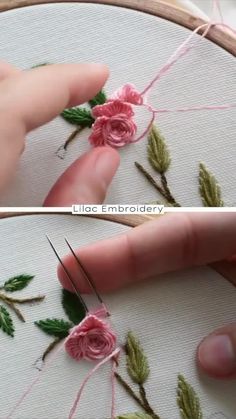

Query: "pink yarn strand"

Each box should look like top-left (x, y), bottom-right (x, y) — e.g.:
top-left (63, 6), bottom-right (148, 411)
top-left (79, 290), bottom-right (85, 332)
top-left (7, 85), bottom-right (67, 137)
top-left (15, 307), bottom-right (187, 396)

top-left (6, 340), bottom-right (65, 419)
top-left (68, 347), bottom-right (121, 419)
top-left (133, 111), bottom-right (155, 143)
top-left (111, 356), bottom-right (119, 419)
top-left (146, 103), bottom-right (236, 115)
top-left (141, 22), bottom-right (211, 97)
top-left (212, 0), bottom-right (224, 23)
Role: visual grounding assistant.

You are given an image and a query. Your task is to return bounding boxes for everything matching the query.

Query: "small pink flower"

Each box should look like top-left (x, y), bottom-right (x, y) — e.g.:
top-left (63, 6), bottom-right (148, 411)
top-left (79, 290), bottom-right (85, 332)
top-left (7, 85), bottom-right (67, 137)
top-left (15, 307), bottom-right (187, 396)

top-left (110, 83), bottom-right (143, 105)
top-left (65, 315), bottom-right (117, 361)
top-left (89, 99), bottom-right (137, 147)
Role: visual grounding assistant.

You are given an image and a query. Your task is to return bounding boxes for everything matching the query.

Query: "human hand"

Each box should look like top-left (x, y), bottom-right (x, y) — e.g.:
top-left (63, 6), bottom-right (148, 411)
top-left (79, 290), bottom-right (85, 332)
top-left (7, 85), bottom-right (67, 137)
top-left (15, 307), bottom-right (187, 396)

top-left (58, 213), bottom-right (236, 380)
top-left (0, 61), bottom-right (120, 203)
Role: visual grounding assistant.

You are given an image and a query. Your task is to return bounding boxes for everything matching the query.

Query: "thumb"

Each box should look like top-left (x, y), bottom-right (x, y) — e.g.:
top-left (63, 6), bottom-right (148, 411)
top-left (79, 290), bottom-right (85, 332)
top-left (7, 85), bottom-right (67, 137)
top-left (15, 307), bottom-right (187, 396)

top-left (198, 323), bottom-right (236, 379)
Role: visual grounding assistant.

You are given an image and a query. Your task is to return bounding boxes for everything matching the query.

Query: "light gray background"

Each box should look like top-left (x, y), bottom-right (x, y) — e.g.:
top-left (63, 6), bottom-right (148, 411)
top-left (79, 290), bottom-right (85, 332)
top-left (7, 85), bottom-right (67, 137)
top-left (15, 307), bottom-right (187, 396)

top-left (0, 215), bottom-right (235, 418)
top-left (0, 3), bottom-right (235, 206)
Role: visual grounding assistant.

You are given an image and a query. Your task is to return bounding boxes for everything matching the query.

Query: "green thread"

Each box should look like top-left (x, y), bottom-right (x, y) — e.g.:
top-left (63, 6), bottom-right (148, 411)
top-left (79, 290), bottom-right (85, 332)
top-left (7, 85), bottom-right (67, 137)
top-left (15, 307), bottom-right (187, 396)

top-left (62, 289), bottom-right (86, 325)
top-left (35, 288), bottom-right (86, 361)
top-left (0, 274), bottom-right (44, 337)
top-left (126, 331), bottom-right (150, 385)
top-left (0, 305), bottom-right (14, 337)
top-left (4, 300), bottom-right (25, 322)
top-left (177, 374), bottom-right (203, 419)
top-left (135, 124), bottom-right (180, 207)
top-left (115, 372), bottom-right (146, 410)
top-left (35, 318), bottom-right (72, 338)
top-left (147, 125), bottom-right (171, 174)
top-left (61, 107), bottom-right (94, 128)
top-left (116, 332), bottom-right (160, 419)
top-left (41, 337), bottom-right (62, 362)
top-left (198, 163), bottom-right (224, 207)
top-left (2, 274), bottom-right (34, 292)
top-left (89, 89), bottom-right (107, 108)
top-left (56, 126), bottom-right (85, 159)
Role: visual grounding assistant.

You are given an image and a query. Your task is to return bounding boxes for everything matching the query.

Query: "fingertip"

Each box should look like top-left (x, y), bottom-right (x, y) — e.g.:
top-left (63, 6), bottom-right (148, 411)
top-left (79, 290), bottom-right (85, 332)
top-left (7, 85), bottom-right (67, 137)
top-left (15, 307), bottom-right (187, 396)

top-left (197, 332), bottom-right (236, 379)
top-left (44, 146), bottom-right (120, 206)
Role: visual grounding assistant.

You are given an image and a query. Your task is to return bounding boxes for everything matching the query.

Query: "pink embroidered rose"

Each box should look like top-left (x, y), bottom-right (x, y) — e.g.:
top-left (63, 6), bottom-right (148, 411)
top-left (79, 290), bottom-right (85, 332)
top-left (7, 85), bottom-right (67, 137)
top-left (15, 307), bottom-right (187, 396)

top-left (89, 99), bottom-right (137, 148)
top-left (110, 83), bottom-right (143, 105)
top-left (65, 315), bottom-right (116, 361)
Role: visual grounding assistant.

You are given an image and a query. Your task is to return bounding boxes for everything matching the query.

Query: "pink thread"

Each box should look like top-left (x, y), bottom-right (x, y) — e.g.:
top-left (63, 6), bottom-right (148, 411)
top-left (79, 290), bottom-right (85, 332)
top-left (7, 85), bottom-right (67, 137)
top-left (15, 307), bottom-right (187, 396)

top-left (140, 22), bottom-right (211, 97)
top-left (109, 83), bottom-right (143, 105)
top-left (6, 340), bottom-right (65, 419)
top-left (89, 99), bottom-right (137, 147)
top-left (132, 111), bottom-right (155, 143)
top-left (68, 347), bottom-right (121, 419)
top-left (145, 103), bottom-right (236, 115)
top-left (92, 100), bottom-right (134, 118)
top-left (212, 0), bottom-right (224, 23)
top-left (90, 303), bottom-right (110, 318)
top-left (111, 355), bottom-right (118, 419)
top-left (88, 12), bottom-right (236, 148)
top-left (65, 315), bottom-right (117, 361)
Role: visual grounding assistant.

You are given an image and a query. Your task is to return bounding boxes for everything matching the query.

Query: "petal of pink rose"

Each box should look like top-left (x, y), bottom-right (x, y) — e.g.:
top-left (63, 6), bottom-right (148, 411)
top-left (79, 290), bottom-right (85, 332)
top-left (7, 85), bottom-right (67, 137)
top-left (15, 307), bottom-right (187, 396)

top-left (89, 116), bottom-right (108, 146)
top-left (92, 99), bottom-right (134, 118)
top-left (109, 83), bottom-right (143, 105)
top-left (65, 315), bottom-right (117, 361)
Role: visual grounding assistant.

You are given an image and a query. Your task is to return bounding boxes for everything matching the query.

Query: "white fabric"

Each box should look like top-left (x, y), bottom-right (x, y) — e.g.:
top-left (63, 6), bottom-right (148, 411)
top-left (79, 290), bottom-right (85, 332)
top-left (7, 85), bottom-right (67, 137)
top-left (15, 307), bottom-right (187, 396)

top-left (0, 215), bottom-right (235, 418)
top-left (0, 3), bottom-right (235, 206)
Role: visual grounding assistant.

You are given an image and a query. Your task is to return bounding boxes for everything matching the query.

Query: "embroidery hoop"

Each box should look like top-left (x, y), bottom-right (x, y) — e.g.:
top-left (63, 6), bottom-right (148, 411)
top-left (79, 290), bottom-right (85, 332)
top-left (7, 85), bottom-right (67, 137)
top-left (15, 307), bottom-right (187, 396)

top-left (1, 0), bottom-right (236, 56)
top-left (0, 211), bottom-right (235, 418)
top-left (0, 0), bottom-right (235, 206)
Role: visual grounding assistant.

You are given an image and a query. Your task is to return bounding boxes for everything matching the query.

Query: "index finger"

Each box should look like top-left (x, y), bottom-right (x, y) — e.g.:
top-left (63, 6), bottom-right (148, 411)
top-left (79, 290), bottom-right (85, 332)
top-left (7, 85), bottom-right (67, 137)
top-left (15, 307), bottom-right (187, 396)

top-left (0, 63), bottom-right (108, 189)
top-left (58, 213), bottom-right (236, 293)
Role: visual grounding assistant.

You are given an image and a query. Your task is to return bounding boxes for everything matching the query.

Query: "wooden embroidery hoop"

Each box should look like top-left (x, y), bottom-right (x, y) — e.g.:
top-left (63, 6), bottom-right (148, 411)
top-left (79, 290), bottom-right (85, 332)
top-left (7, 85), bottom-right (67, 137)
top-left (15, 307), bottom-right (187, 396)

top-left (0, 212), bottom-right (235, 287)
top-left (0, 0), bottom-right (235, 56)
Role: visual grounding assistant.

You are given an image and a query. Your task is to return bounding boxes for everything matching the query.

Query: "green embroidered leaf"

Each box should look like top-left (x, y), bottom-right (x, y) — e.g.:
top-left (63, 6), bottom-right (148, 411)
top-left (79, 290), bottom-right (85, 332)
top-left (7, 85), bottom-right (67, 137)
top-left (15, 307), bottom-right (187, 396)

top-left (177, 374), bottom-right (203, 419)
top-left (0, 305), bottom-right (14, 337)
top-left (62, 289), bottom-right (86, 325)
top-left (147, 125), bottom-right (171, 174)
top-left (126, 331), bottom-right (150, 385)
top-left (35, 318), bottom-right (72, 338)
top-left (89, 90), bottom-right (107, 108)
top-left (117, 414), bottom-right (152, 419)
top-left (3, 274), bottom-right (34, 292)
top-left (61, 107), bottom-right (94, 128)
top-left (198, 163), bottom-right (224, 207)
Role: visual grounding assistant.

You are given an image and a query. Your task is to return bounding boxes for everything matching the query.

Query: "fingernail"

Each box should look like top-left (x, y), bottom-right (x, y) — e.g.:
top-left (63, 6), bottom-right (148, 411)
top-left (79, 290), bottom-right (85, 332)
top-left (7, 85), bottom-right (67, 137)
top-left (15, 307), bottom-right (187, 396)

top-left (198, 334), bottom-right (236, 377)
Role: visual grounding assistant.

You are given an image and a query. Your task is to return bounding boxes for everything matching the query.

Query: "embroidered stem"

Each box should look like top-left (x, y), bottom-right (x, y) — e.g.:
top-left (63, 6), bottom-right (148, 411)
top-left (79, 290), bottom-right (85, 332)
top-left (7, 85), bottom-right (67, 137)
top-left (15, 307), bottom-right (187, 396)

top-left (42, 337), bottom-right (62, 362)
top-left (1, 295), bottom-right (45, 304)
top-left (5, 300), bottom-right (25, 323)
top-left (160, 174), bottom-right (180, 207)
top-left (139, 384), bottom-right (160, 419)
top-left (135, 162), bottom-right (166, 199)
top-left (56, 126), bottom-right (84, 159)
top-left (135, 162), bottom-right (179, 206)
top-left (115, 372), bottom-right (145, 410)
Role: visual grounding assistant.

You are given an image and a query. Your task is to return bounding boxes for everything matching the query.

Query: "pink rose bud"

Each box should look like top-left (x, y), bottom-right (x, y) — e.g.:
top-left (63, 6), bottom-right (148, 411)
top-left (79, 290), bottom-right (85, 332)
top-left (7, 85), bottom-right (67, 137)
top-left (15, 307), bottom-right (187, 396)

top-left (110, 83), bottom-right (143, 105)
